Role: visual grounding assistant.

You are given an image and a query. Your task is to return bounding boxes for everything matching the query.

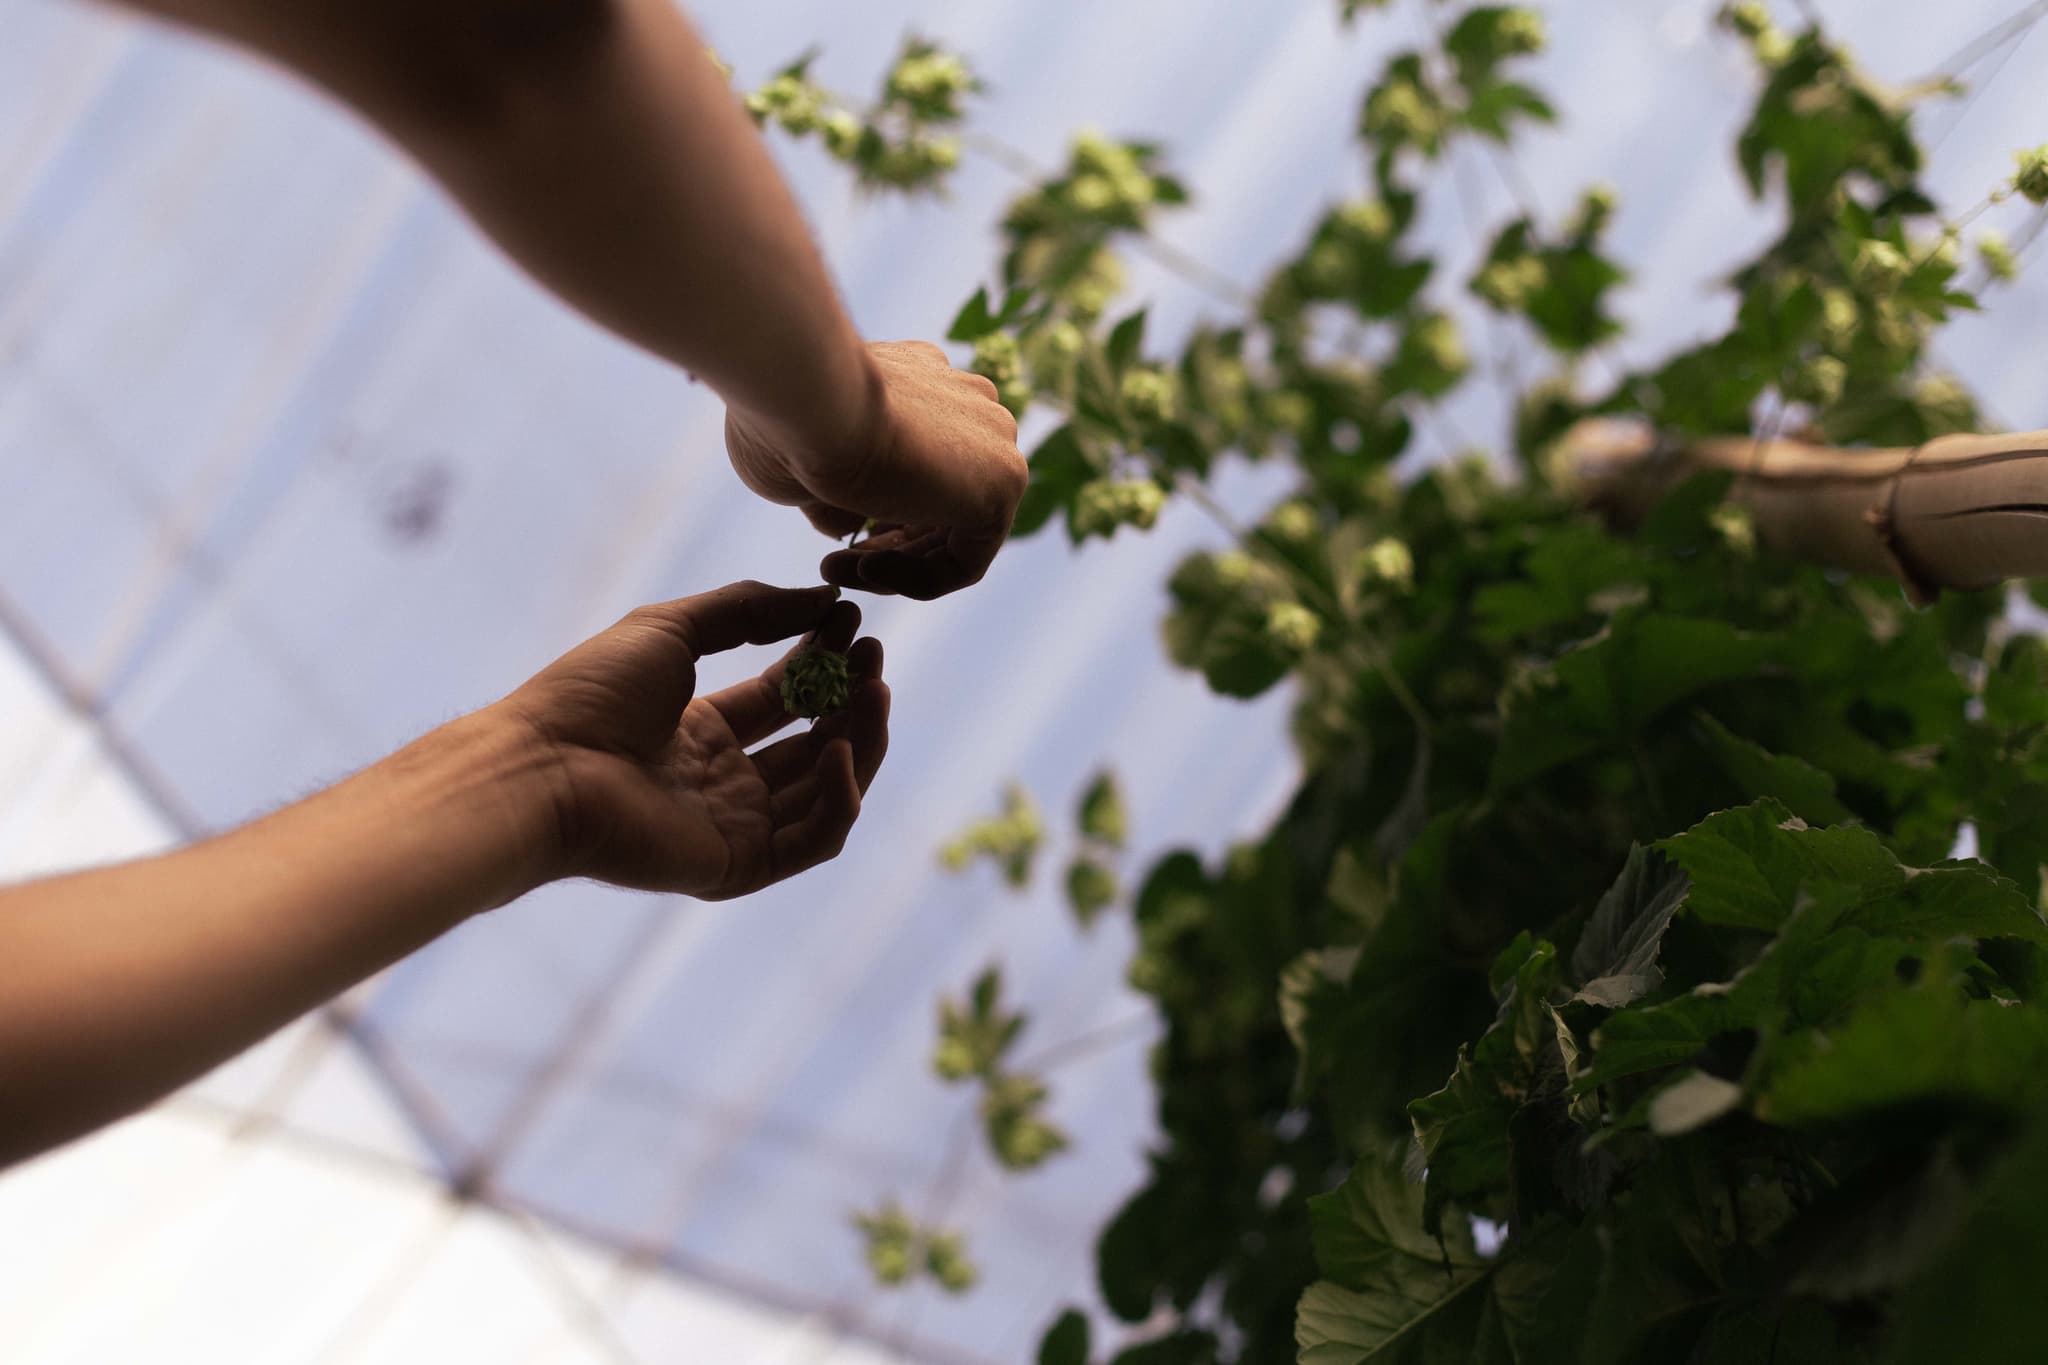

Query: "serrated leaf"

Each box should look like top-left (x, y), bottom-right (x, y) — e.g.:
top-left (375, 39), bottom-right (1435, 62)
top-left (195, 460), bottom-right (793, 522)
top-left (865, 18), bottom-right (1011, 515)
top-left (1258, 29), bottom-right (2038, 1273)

top-left (1300, 1151), bottom-right (1491, 1363)
top-left (1492, 613), bottom-right (1780, 791)
top-left (1657, 799), bottom-right (1893, 931)
top-left (1570, 845), bottom-right (1689, 1007)
top-left (1692, 713), bottom-right (1854, 826)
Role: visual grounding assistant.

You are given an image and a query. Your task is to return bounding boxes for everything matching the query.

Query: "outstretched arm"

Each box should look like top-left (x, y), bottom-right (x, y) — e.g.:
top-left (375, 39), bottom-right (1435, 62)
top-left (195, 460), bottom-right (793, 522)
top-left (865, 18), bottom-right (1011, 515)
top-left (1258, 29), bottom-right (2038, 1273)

top-left (108, 0), bottom-right (1024, 595)
top-left (0, 582), bottom-right (888, 1166)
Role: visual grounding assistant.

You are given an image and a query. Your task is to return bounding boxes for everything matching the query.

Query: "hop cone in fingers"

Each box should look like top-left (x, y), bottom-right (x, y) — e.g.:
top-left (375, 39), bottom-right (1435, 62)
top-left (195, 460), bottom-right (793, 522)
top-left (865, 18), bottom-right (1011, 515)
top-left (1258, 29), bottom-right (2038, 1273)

top-left (781, 647), bottom-right (852, 719)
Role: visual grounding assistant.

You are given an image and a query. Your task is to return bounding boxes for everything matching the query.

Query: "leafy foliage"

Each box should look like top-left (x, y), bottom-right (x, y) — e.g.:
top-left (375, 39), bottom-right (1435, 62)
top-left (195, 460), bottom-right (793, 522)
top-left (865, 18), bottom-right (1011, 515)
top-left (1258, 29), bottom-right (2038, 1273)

top-left (746, 4), bottom-right (2048, 1359)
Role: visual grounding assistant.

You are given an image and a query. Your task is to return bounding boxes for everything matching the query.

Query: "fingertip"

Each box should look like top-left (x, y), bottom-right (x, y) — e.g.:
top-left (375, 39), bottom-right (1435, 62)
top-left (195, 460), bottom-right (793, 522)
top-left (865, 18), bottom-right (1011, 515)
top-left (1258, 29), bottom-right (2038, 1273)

top-left (846, 636), bottom-right (884, 678)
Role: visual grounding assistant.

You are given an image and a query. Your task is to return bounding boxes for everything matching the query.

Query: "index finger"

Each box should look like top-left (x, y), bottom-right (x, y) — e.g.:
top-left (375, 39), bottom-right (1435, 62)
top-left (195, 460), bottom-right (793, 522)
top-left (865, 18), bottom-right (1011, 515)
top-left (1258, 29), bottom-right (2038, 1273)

top-left (645, 581), bottom-right (843, 658)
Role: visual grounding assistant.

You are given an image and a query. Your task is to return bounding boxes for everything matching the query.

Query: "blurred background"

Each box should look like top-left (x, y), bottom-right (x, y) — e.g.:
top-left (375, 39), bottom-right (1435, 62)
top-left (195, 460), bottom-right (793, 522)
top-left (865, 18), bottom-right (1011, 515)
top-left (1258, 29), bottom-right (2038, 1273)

top-left (1, 0), bottom-right (2044, 1361)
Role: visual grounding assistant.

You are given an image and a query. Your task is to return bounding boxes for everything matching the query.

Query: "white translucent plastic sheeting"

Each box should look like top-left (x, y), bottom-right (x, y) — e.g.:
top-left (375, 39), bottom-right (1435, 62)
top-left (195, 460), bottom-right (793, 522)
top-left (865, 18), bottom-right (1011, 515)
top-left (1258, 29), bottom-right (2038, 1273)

top-left (3, 0), bottom-right (2047, 1360)
top-left (0, 629), bottom-right (911, 1364)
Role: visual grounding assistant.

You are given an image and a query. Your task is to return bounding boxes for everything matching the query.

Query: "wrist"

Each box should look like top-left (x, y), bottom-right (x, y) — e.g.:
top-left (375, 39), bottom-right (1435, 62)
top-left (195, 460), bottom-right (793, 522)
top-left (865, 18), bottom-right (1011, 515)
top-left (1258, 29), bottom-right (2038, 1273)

top-left (402, 708), bottom-right (576, 909)
top-left (737, 335), bottom-right (886, 490)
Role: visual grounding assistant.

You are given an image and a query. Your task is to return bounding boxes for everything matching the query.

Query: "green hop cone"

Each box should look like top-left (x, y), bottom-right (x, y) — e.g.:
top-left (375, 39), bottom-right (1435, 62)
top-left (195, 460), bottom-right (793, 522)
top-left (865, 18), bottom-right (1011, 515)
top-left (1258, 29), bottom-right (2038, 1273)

top-left (1120, 367), bottom-right (1178, 423)
top-left (2016, 146), bottom-right (2048, 206)
top-left (1358, 536), bottom-right (1415, 593)
top-left (854, 1202), bottom-right (919, 1286)
top-left (1726, 1), bottom-right (1770, 38)
top-left (781, 647), bottom-right (851, 719)
top-left (1474, 254), bottom-right (1547, 310)
top-left (982, 1073), bottom-right (1069, 1170)
top-left (1980, 231), bottom-right (2020, 282)
top-left (869, 1242), bottom-right (912, 1285)
top-left (1065, 857), bottom-right (1119, 926)
top-left (822, 110), bottom-right (864, 158)
top-left (1073, 479), bottom-right (1166, 539)
top-left (972, 332), bottom-right (1022, 385)
top-left (932, 1035), bottom-right (979, 1082)
top-left (1265, 601), bottom-right (1323, 654)
top-left (1337, 198), bottom-right (1395, 242)
top-left (1786, 354), bottom-right (1847, 407)
top-left (1853, 240), bottom-right (1910, 291)
top-left (1819, 288), bottom-right (1860, 348)
top-left (924, 1232), bottom-right (979, 1294)
top-left (1267, 500), bottom-right (1320, 546)
top-left (1498, 7), bottom-right (1546, 56)
top-left (1709, 502), bottom-right (1757, 557)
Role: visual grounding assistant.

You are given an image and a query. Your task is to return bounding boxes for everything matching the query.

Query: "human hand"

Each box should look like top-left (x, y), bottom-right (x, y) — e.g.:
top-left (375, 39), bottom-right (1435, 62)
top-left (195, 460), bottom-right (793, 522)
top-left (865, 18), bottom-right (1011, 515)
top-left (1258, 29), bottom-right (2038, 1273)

top-left (497, 582), bottom-right (888, 899)
top-left (725, 340), bottom-right (1027, 600)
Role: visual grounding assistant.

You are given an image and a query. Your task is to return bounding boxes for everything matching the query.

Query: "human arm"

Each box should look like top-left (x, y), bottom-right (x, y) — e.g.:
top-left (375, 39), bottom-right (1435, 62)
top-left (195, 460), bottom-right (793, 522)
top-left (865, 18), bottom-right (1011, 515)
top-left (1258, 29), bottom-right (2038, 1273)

top-left (0, 581), bottom-right (887, 1165)
top-left (105, 0), bottom-right (1025, 595)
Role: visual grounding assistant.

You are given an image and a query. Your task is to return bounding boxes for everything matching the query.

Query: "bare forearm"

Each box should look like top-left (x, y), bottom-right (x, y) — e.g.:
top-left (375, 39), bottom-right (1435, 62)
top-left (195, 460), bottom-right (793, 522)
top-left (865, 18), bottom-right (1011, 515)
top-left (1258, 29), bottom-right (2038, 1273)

top-left (117, 0), bottom-right (874, 452)
top-left (0, 711), bottom-right (558, 1164)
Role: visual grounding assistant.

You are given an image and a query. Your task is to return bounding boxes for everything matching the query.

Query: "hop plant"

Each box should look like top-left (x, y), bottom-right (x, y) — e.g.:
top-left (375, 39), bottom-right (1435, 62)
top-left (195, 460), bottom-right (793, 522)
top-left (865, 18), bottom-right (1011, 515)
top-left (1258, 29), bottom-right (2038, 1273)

top-left (938, 783), bottom-right (1043, 886)
top-left (1076, 770), bottom-right (1128, 848)
top-left (1497, 8), bottom-right (1547, 57)
top-left (1336, 199), bottom-right (1397, 243)
top-left (853, 1203), bottom-right (919, 1286)
top-left (1358, 536), bottom-right (1416, 594)
top-left (982, 1073), bottom-right (1069, 1170)
top-left (1065, 857), bottom-right (1119, 925)
top-left (924, 1232), bottom-right (979, 1294)
top-left (1120, 367), bottom-right (1178, 423)
top-left (780, 646), bottom-right (851, 719)
top-left (933, 967), bottom-right (1025, 1083)
top-left (1819, 288), bottom-right (1861, 349)
top-left (1473, 253), bottom-right (1548, 310)
top-left (886, 46), bottom-right (976, 120)
top-left (821, 109), bottom-right (864, 158)
top-left (971, 332), bottom-right (1022, 385)
top-left (1362, 74), bottom-right (1444, 148)
top-left (1979, 231), bottom-right (2020, 282)
top-left (1574, 183), bottom-right (1618, 236)
top-left (1785, 354), bottom-right (1848, 407)
top-left (1853, 240), bottom-right (1911, 291)
top-left (1265, 601), bottom-right (1323, 654)
top-left (853, 1202), bottom-right (976, 1293)
top-left (2015, 146), bottom-right (2048, 205)
top-left (1709, 502), bottom-right (1758, 557)
top-left (1266, 500), bottom-right (1321, 547)
top-left (1026, 320), bottom-right (1087, 380)
top-left (1073, 479), bottom-right (1166, 539)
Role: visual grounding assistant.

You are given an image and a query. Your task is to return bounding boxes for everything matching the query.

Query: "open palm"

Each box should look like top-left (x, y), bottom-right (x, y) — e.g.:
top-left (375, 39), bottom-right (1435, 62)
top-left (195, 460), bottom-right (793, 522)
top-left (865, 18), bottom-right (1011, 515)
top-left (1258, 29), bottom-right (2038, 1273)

top-left (501, 583), bottom-right (888, 899)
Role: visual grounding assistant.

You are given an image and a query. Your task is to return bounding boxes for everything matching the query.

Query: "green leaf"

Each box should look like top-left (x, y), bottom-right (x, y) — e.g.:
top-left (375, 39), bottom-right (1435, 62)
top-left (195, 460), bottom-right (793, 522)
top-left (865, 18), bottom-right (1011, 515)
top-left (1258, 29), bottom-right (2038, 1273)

top-left (1886, 1112), bottom-right (2048, 1363)
top-left (1569, 845), bottom-right (1689, 1008)
top-left (1492, 612), bottom-right (1780, 791)
top-left (1409, 939), bottom-right (1562, 1231)
top-left (1782, 1142), bottom-right (1968, 1302)
top-left (1013, 424), bottom-right (1095, 538)
top-left (1692, 713), bottom-right (1854, 826)
top-left (1657, 799), bottom-right (1893, 932)
top-left (1106, 307), bottom-right (1150, 373)
top-left (1038, 1308), bottom-right (1091, 1365)
top-left (1299, 1151), bottom-right (1491, 1363)
top-left (1758, 957), bottom-right (2048, 1127)
top-left (946, 285), bottom-right (1031, 342)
